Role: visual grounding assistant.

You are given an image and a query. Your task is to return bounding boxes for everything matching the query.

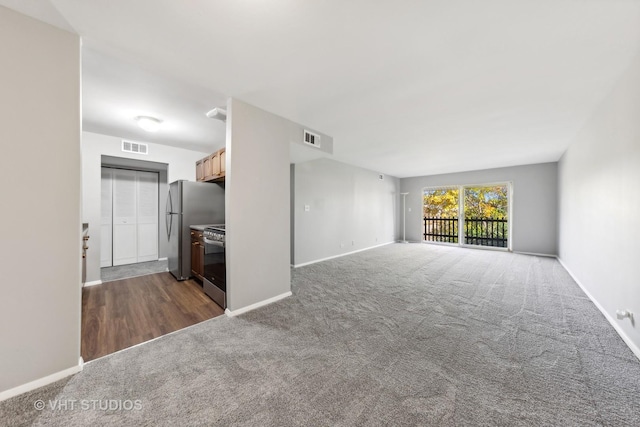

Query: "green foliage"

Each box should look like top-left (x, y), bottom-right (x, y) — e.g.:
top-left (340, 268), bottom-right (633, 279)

top-left (423, 188), bottom-right (459, 218)
top-left (423, 185), bottom-right (509, 247)
top-left (464, 186), bottom-right (508, 219)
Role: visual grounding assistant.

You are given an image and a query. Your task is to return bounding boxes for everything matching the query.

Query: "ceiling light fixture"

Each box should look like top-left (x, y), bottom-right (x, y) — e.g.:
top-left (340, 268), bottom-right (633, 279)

top-left (136, 116), bottom-right (162, 132)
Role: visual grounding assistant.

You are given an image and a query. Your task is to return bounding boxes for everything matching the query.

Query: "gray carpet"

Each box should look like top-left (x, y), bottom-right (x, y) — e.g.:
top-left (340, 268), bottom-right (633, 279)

top-left (100, 259), bottom-right (168, 283)
top-left (2, 244), bottom-right (640, 426)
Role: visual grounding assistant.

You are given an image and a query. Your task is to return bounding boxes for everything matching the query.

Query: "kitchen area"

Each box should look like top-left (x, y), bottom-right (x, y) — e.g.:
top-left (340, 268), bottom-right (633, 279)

top-left (79, 47), bottom-right (320, 363)
top-left (81, 137), bottom-right (230, 362)
top-left (167, 143), bottom-right (227, 309)
top-left (1, 2), bottom-right (328, 401)
top-left (75, 45), bottom-right (241, 361)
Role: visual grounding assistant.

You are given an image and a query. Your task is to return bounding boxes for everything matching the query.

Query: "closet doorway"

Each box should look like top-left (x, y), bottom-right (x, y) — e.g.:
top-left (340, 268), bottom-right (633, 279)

top-left (101, 167), bottom-right (159, 267)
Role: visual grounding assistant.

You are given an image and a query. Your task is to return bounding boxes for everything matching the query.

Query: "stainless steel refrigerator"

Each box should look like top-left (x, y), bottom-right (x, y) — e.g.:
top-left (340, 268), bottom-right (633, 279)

top-left (166, 180), bottom-right (225, 280)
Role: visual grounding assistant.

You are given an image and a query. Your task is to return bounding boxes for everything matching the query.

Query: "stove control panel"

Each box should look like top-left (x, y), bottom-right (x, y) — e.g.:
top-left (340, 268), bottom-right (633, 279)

top-left (204, 227), bottom-right (225, 242)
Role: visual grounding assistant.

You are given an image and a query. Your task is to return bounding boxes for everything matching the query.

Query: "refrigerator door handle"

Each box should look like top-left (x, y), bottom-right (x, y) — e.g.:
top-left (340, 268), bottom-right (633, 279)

top-left (166, 188), bottom-right (173, 240)
top-left (166, 187), bottom-right (173, 214)
top-left (166, 212), bottom-right (172, 241)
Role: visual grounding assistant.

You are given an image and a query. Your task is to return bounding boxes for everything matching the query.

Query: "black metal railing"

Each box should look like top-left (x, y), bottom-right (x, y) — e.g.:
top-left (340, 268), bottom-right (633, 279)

top-left (422, 218), bottom-right (459, 243)
top-left (423, 217), bottom-right (507, 247)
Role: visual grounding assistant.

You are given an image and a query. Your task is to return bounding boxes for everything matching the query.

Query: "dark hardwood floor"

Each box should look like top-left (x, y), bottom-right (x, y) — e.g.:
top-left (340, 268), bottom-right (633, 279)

top-left (81, 272), bottom-right (224, 362)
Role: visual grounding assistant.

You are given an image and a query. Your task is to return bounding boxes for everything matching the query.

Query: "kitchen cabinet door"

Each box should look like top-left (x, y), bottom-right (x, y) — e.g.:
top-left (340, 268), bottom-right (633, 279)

top-left (191, 240), bottom-right (200, 277)
top-left (211, 152), bottom-right (221, 176)
top-left (196, 160), bottom-right (204, 181)
top-left (190, 231), bottom-right (205, 279)
top-left (203, 156), bottom-right (212, 179)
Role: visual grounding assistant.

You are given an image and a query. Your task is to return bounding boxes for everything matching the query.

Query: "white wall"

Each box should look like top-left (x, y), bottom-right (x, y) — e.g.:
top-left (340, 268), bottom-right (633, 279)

top-left (0, 7), bottom-right (81, 396)
top-left (401, 162), bottom-right (558, 255)
top-left (226, 99), bottom-right (294, 311)
top-left (292, 158), bottom-right (399, 266)
top-left (558, 52), bottom-right (640, 356)
top-left (82, 131), bottom-right (209, 283)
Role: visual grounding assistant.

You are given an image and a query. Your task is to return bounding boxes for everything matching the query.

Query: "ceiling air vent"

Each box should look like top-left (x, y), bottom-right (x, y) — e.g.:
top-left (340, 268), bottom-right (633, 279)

top-left (303, 130), bottom-right (321, 148)
top-left (122, 140), bottom-right (148, 155)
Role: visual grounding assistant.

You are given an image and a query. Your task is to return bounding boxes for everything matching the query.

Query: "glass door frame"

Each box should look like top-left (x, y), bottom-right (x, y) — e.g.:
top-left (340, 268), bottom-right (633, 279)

top-left (422, 181), bottom-right (513, 252)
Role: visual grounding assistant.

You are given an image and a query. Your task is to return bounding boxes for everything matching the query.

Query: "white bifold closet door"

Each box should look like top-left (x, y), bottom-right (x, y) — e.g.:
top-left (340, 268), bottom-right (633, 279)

top-left (136, 171), bottom-right (159, 263)
top-left (112, 169), bottom-right (138, 266)
top-left (102, 167), bottom-right (159, 267)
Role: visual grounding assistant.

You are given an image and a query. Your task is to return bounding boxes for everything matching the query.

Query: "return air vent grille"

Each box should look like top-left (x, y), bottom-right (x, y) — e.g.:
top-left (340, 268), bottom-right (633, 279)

top-left (303, 130), bottom-right (321, 148)
top-left (122, 140), bottom-right (148, 155)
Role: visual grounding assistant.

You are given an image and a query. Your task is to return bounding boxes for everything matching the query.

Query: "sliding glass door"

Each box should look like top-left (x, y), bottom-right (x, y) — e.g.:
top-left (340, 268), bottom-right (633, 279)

top-left (423, 187), bottom-right (460, 243)
top-left (463, 185), bottom-right (509, 247)
top-left (423, 183), bottom-right (510, 249)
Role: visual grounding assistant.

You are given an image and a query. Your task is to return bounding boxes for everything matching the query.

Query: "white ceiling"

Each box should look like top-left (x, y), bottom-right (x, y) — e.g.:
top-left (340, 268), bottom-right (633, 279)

top-left (2, 0), bottom-right (640, 177)
top-left (82, 47), bottom-right (227, 153)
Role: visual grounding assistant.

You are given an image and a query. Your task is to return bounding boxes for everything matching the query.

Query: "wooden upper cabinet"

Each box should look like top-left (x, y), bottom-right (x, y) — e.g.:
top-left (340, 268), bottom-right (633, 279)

top-left (203, 156), bottom-right (212, 179)
top-left (196, 147), bottom-right (226, 182)
top-left (195, 159), bottom-right (204, 182)
top-left (211, 152), bottom-right (221, 176)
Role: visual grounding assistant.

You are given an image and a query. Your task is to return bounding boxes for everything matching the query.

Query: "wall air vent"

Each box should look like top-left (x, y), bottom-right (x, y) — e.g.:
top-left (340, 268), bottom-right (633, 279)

top-left (122, 140), bottom-right (148, 155)
top-left (303, 130), bottom-right (321, 148)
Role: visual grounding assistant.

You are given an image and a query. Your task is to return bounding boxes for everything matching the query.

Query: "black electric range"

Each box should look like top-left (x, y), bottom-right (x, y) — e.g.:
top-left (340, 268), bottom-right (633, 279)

top-left (202, 225), bottom-right (226, 308)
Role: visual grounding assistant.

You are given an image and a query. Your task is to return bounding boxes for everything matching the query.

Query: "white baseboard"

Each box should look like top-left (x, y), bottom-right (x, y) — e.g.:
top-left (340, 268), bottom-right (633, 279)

top-left (293, 241), bottom-right (395, 268)
top-left (83, 280), bottom-right (102, 287)
top-left (0, 358), bottom-right (83, 402)
top-left (514, 251), bottom-right (557, 258)
top-left (158, 257), bottom-right (168, 261)
top-left (225, 291), bottom-right (293, 317)
top-left (557, 257), bottom-right (640, 362)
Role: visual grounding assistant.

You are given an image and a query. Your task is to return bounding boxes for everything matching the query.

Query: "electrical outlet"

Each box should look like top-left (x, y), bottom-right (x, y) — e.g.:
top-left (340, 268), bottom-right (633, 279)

top-left (617, 310), bottom-right (634, 321)
top-left (304, 205), bottom-right (310, 212)
top-left (352, 241), bottom-right (355, 246)
top-left (408, 208), bottom-right (412, 212)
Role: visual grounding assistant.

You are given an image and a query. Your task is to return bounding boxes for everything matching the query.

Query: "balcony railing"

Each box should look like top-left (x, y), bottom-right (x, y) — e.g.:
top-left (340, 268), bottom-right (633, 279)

top-left (423, 217), bottom-right (507, 247)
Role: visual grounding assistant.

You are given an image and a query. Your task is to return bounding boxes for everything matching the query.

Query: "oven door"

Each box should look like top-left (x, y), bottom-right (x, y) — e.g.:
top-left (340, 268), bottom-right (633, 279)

top-left (202, 238), bottom-right (226, 308)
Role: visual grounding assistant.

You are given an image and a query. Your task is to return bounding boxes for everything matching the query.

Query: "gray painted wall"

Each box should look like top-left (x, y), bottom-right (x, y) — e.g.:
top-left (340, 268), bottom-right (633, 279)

top-left (225, 99), bottom-right (293, 310)
top-left (558, 52), bottom-right (640, 353)
top-left (401, 162), bottom-right (558, 255)
top-left (0, 7), bottom-right (81, 394)
top-left (292, 159), bottom-right (400, 266)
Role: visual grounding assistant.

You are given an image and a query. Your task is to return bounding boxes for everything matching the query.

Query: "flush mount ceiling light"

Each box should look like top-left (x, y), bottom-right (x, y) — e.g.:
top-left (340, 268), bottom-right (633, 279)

top-left (136, 116), bottom-right (162, 132)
